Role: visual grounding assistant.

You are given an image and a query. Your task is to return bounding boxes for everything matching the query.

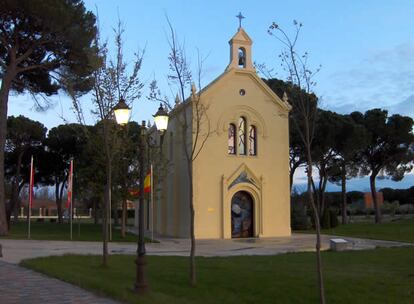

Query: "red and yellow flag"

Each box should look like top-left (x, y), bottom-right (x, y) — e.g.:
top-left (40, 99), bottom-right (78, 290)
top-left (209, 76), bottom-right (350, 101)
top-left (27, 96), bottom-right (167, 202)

top-left (143, 170), bottom-right (151, 194)
top-left (66, 159), bottom-right (74, 209)
top-left (128, 170), bottom-right (151, 197)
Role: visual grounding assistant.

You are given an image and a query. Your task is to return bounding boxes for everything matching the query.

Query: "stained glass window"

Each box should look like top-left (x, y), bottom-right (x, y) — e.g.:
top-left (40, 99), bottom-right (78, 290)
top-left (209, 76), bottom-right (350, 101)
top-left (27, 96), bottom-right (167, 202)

top-left (238, 117), bottom-right (246, 155)
top-left (228, 124), bottom-right (236, 155)
top-left (249, 125), bottom-right (257, 156)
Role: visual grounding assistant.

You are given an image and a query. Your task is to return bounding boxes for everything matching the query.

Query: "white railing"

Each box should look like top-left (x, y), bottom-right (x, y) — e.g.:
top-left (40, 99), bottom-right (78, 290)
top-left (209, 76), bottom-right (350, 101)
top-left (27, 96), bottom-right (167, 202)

top-left (17, 207), bottom-right (93, 219)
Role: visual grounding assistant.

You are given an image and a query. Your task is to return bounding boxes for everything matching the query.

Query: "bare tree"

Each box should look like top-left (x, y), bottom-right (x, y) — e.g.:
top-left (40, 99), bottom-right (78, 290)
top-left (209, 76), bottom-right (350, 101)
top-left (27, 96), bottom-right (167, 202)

top-left (267, 20), bottom-right (325, 303)
top-left (149, 19), bottom-right (210, 286)
top-left (71, 20), bottom-right (144, 267)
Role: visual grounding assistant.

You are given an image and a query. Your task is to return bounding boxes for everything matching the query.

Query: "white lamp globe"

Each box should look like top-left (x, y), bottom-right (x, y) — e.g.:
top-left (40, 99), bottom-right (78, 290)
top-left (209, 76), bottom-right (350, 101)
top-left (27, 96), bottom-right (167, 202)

top-left (114, 98), bottom-right (131, 125)
top-left (153, 104), bottom-right (169, 132)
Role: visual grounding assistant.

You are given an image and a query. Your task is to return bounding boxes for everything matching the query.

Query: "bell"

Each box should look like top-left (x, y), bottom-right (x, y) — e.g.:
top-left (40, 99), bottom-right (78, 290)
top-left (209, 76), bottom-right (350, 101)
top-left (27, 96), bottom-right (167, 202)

top-left (238, 54), bottom-right (245, 66)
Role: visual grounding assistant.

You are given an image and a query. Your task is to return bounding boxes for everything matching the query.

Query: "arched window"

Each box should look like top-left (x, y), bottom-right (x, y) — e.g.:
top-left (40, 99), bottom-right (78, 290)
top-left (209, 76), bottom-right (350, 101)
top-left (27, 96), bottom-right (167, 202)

top-left (228, 124), bottom-right (236, 155)
top-left (249, 125), bottom-right (257, 156)
top-left (238, 48), bottom-right (246, 68)
top-left (238, 117), bottom-right (246, 155)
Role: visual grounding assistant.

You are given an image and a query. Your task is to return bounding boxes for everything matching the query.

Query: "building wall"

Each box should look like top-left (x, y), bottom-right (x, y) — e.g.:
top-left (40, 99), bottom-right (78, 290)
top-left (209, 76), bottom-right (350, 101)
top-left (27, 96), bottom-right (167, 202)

top-left (191, 68), bottom-right (291, 239)
top-left (155, 105), bottom-right (192, 238)
top-left (364, 192), bottom-right (384, 209)
top-left (152, 27), bottom-right (291, 239)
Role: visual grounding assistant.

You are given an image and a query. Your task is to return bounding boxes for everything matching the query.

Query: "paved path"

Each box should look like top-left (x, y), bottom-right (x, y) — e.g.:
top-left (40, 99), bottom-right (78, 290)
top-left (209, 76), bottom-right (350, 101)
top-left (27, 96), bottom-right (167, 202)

top-left (0, 233), bottom-right (412, 264)
top-left (0, 260), bottom-right (118, 304)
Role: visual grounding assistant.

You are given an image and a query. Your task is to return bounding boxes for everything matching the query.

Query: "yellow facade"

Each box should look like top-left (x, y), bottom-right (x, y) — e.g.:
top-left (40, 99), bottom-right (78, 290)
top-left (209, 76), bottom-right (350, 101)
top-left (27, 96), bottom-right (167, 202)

top-left (153, 27), bottom-right (291, 239)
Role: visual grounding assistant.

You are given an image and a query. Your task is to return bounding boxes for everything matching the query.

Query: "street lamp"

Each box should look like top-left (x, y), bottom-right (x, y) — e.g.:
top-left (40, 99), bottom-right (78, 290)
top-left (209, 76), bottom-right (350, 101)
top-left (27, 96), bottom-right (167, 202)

top-left (153, 103), bottom-right (169, 150)
top-left (113, 97), bottom-right (131, 125)
top-left (114, 99), bottom-right (148, 294)
top-left (153, 103), bottom-right (169, 133)
top-left (113, 99), bottom-right (169, 295)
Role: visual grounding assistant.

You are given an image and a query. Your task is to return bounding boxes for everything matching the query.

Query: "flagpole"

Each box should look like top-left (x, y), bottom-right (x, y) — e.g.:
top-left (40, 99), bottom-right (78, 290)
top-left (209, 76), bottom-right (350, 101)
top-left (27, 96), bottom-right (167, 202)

top-left (70, 196), bottom-right (72, 240)
top-left (69, 159), bottom-right (73, 240)
top-left (150, 163), bottom-right (154, 243)
top-left (109, 187), bottom-right (112, 241)
top-left (28, 203), bottom-right (31, 239)
top-left (28, 156), bottom-right (33, 240)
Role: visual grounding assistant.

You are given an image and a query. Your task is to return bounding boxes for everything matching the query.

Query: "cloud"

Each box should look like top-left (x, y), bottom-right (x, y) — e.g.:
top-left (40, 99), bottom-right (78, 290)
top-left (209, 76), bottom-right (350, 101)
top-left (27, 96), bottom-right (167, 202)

top-left (386, 95), bottom-right (414, 117)
top-left (320, 43), bottom-right (414, 113)
top-left (324, 94), bottom-right (414, 117)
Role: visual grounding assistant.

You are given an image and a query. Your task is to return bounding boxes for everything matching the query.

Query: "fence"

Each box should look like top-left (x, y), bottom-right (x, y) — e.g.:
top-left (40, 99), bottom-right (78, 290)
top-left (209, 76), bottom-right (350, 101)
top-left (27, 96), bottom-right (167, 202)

top-left (17, 207), bottom-right (93, 219)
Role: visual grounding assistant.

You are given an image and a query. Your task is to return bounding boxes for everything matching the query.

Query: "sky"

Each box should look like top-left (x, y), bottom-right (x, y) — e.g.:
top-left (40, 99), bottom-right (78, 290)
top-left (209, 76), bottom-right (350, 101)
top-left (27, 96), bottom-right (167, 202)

top-left (6, 0), bottom-right (414, 189)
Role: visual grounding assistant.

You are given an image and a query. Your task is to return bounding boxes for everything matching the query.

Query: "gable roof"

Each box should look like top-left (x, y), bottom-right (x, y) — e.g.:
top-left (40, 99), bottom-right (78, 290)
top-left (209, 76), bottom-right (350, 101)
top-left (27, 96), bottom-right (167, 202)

top-left (229, 27), bottom-right (253, 44)
top-left (169, 67), bottom-right (292, 118)
top-left (199, 67), bottom-right (292, 112)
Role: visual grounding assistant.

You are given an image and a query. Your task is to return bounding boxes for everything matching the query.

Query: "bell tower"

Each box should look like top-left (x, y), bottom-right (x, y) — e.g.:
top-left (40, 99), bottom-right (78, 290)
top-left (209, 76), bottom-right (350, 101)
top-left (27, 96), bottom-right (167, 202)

top-left (227, 14), bottom-right (254, 72)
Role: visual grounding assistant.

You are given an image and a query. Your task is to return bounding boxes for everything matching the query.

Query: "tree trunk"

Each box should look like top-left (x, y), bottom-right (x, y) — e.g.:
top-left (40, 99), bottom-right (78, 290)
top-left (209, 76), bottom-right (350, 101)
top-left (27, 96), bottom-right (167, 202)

top-left (0, 69), bottom-right (14, 236)
top-left (102, 119), bottom-right (112, 267)
top-left (56, 197), bottom-right (63, 224)
top-left (369, 174), bottom-right (381, 224)
top-left (311, 176), bottom-right (321, 217)
top-left (307, 156), bottom-right (325, 304)
top-left (9, 181), bottom-right (18, 226)
top-left (189, 168), bottom-right (196, 286)
top-left (341, 165), bottom-right (347, 225)
top-left (183, 116), bottom-right (196, 286)
top-left (55, 180), bottom-right (63, 224)
top-left (8, 150), bottom-right (24, 226)
top-left (55, 176), bottom-right (67, 224)
top-left (134, 127), bottom-right (148, 293)
top-left (289, 163), bottom-right (299, 192)
top-left (320, 174), bottom-right (328, 220)
top-left (13, 182), bottom-right (25, 221)
top-left (93, 199), bottom-right (98, 225)
top-left (302, 117), bottom-right (325, 304)
top-left (121, 198), bottom-right (127, 238)
top-left (102, 157), bottom-right (111, 266)
top-left (113, 192), bottom-right (119, 226)
top-left (12, 197), bottom-right (20, 222)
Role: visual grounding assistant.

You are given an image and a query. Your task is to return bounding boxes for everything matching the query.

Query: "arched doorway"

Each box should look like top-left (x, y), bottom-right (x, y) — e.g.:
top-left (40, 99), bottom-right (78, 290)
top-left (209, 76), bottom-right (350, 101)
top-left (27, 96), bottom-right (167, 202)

top-left (231, 191), bottom-right (254, 238)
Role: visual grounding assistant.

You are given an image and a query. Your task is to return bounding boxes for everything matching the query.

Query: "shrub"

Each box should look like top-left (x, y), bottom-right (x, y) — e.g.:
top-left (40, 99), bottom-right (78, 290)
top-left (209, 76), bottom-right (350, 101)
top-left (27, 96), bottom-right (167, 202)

top-left (381, 201), bottom-right (399, 216)
top-left (365, 208), bottom-right (374, 217)
top-left (291, 201), bottom-right (311, 230)
top-left (321, 208), bottom-right (331, 229)
top-left (329, 209), bottom-right (339, 228)
top-left (398, 204), bottom-right (414, 215)
top-left (319, 208), bottom-right (339, 229)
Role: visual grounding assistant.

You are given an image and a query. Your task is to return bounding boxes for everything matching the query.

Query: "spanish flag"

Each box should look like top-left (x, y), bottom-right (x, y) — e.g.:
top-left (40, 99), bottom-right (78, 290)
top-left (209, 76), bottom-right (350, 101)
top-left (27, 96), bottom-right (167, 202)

top-left (128, 169), bottom-right (151, 197)
top-left (66, 159), bottom-right (74, 209)
top-left (143, 170), bottom-right (151, 193)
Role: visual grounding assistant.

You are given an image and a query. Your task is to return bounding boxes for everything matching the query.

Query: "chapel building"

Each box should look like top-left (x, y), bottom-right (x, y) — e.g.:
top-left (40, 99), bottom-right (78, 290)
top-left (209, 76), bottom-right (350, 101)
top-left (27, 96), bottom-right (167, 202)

top-left (152, 26), bottom-right (292, 239)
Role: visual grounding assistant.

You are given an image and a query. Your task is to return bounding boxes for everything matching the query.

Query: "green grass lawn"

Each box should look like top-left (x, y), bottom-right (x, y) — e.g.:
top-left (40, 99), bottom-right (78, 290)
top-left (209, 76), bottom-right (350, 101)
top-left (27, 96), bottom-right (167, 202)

top-left (0, 221), bottom-right (140, 242)
top-left (320, 217), bottom-right (414, 243)
top-left (22, 248), bottom-right (414, 304)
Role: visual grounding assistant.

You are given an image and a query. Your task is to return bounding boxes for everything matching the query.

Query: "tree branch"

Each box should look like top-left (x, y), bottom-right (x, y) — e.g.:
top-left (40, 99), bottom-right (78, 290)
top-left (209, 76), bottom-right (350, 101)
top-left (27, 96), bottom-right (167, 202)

top-left (16, 60), bottom-right (59, 73)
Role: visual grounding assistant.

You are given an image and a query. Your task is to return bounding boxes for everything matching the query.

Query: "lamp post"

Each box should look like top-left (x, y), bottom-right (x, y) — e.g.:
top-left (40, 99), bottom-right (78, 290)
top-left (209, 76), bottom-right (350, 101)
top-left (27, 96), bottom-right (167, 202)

top-left (113, 98), bottom-right (130, 126)
top-left (114, 99), bottom-right (168, 295)
top-left (153, 103), bottom-right (169, 149)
